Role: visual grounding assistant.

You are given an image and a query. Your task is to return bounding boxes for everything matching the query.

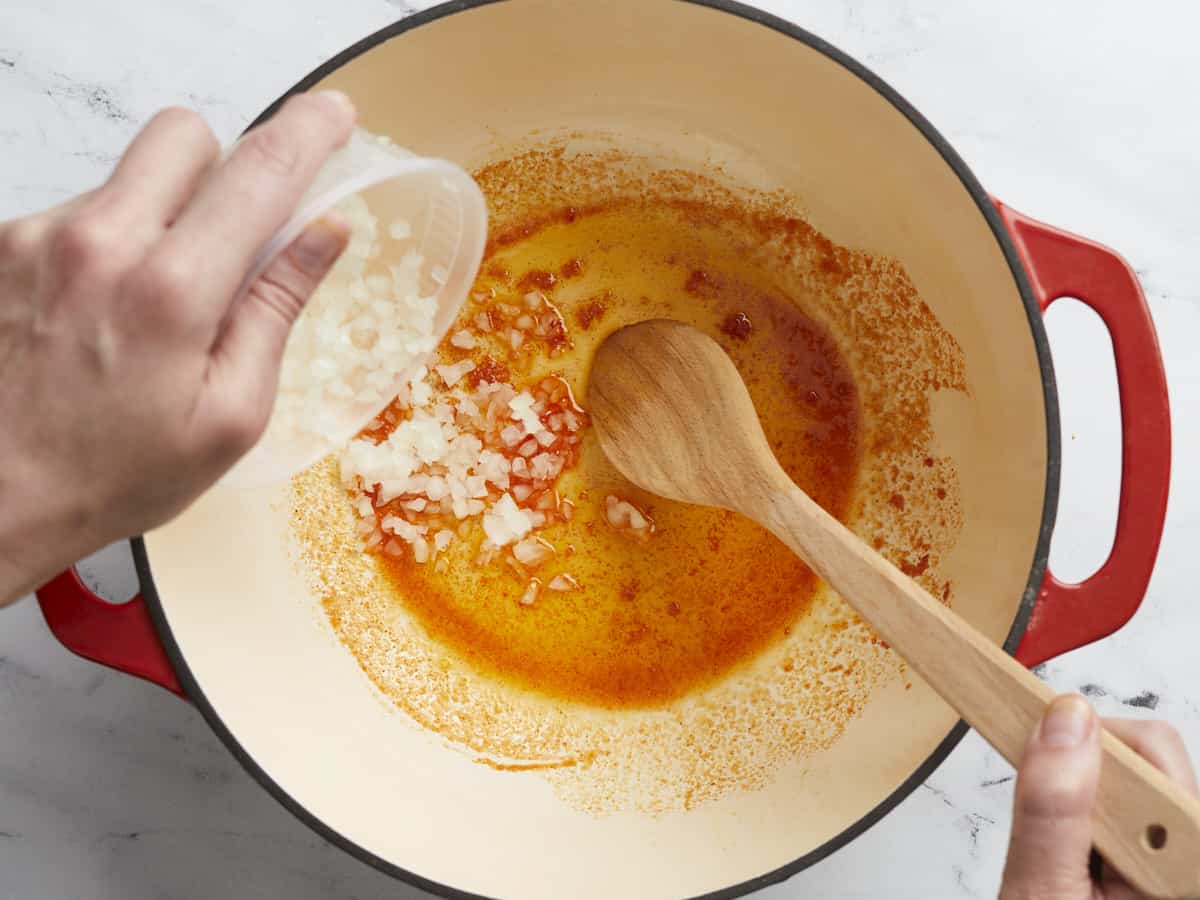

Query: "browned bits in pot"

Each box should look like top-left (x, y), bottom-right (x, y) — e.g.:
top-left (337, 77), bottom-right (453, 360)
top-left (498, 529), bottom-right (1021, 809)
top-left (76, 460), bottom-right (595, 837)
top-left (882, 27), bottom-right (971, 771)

top-left (560, 257), bottom-right (585, 279)
top-left (575, 295), bottom-right (608, 330)
top-left (542, 307), bottom-right (571, 356)
top-left (486, 262), bottom-right (512, 283)
top-left (619, 579), bottom-right (640, 603)
top-left (684, 268), bottom-right (713, 295)
top-left (719, 312), bottom-right (753, 340)
top-left (517, 269), bottom-right (558, 292)
top-left (468, 354), bottom-right (510, 387)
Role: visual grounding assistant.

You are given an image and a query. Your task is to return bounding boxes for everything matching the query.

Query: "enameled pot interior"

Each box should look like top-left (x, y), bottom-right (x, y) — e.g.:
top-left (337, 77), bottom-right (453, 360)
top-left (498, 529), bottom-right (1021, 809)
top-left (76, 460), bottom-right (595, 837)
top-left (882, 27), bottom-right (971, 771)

top-left (141, 2), bottom-right (1053, 898)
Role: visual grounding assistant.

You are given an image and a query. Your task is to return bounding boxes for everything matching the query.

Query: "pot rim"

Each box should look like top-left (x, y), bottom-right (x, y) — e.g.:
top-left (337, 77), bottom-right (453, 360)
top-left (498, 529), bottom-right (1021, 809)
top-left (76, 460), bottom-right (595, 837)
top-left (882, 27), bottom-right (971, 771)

top-left (133, 1), bottom-right (1062, 897)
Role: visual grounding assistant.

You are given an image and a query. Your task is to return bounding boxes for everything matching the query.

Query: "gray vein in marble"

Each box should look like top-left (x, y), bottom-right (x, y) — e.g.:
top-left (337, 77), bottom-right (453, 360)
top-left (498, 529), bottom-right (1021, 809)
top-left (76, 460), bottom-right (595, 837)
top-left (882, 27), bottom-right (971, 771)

top-left (93, 829), bottom-right (152, 845)
top-left (1124, 691), bottom-right (1161, 710)
top-left (46, 78), bottom-right (132, 124)
top-left (1134, 267), bottom-right (1198, 306)
top-left (922, 784), bottom-right (998, 832)
top-left (1077, 682), bottom-right (1162, 710)
top-left (955, 811), bottom-right (997, 856)
top-left (921, 781), bottom-right (998, 836)
top-left (80, 672), bottom-right (106, 697)
top-left (182, 91), bottom-right (237, 115)
top-left (0, 655), bottom-right (43, 682)
top-left (71, 148), bottom-right (120, 166)
top-left (93, 826), bottom-right (340, 850)
top-left (952, 864), bottom-right (976, 897)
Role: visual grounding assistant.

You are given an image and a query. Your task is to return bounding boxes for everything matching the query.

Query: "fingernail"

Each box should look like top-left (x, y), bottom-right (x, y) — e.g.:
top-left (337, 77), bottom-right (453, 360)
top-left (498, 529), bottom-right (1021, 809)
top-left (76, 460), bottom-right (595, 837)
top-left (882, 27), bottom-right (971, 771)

top-left (1040, 695), bottom-right (1095, 748)
top-left (290, 218), bottom-right (348, 272)
top-left (315, 89), bottom-right (356, 117)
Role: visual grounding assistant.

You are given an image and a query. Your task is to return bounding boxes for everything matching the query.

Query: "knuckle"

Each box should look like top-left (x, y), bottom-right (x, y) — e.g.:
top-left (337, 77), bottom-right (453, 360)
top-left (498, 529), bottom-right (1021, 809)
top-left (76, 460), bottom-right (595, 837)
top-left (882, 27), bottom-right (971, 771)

top-left (247, 274), bottom-right (306, 327)
top-left (49, 214), bottom-right (124, 277)
top-left (1016, 775), bottom-right (1093, 819)
top-left (137, 252), bottom-right (199, 305)
top-left (0, 217), bottom-right (42, 259)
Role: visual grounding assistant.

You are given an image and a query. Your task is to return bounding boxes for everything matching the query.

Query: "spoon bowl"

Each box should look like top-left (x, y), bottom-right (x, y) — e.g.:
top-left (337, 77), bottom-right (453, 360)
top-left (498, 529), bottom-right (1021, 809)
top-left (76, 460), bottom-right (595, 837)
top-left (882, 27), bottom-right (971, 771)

top-left (590, 318), bottom-right (787, 513)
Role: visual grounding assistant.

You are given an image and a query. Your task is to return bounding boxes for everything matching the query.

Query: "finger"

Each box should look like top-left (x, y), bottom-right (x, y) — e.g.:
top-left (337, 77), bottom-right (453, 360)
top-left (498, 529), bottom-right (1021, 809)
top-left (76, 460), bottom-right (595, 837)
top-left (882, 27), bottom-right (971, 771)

top-left (1103, 719), bottom-right (1199, 795)
top-left (207, 215), bottom-right (350, 431)
top-left (103, 107), bottom-right (220, 227)
top-left (157, 90), bottom-right (354, 327)
top-left (0, 191), bottom-right (98, 267)
top-left (1000, 694), bottom-right (1101, 900)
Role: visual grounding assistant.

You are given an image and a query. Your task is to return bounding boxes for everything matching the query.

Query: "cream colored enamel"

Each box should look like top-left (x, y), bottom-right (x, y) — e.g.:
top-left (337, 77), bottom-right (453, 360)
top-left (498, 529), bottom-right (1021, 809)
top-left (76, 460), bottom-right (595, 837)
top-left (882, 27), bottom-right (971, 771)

top-left (143, 0), bottom-right (1048, 896)
top-left (146, 485), bottom-right (963, 899)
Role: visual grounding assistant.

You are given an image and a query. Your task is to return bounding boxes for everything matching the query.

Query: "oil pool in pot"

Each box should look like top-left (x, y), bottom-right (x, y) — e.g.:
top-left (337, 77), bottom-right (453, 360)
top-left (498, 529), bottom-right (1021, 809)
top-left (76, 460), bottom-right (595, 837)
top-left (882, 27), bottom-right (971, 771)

top-left (362, 196), bottom-right (860, 707)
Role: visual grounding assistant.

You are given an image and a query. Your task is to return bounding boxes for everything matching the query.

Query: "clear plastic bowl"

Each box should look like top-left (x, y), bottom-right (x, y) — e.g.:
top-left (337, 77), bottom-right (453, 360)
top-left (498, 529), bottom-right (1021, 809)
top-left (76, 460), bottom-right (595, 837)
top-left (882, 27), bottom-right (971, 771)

top-left (220, 128), bottom-right (487, 489)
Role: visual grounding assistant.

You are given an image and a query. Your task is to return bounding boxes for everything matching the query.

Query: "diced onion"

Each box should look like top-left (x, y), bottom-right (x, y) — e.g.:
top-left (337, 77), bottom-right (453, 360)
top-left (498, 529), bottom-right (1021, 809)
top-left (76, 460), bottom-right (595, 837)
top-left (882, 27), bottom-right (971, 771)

top-left (518, 579), bottom-right (541, 607)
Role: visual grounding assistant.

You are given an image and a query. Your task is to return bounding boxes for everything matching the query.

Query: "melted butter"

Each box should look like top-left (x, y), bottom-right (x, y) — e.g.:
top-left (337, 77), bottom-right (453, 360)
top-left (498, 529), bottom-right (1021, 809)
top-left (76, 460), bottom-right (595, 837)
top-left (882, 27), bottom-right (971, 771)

top-left (368, 200), bottom-right (860, 708)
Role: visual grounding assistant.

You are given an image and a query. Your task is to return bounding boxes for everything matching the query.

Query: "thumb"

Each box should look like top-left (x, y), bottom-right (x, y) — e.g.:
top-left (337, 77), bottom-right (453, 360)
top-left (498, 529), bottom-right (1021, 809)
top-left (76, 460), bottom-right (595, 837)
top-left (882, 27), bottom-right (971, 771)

top-left (211, 213), bottom-right (350, 394)
top-left (1000, 694), bottom-right (1101, 900)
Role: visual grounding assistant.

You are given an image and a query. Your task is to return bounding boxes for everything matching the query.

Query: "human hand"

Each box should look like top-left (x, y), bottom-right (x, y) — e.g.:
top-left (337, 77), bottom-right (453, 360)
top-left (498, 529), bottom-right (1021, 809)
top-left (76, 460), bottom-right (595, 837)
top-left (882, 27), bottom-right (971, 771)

top-left (0, 91), bottom-right (357, 605)
top-left (1000, 695), bottom-right (1198, 899)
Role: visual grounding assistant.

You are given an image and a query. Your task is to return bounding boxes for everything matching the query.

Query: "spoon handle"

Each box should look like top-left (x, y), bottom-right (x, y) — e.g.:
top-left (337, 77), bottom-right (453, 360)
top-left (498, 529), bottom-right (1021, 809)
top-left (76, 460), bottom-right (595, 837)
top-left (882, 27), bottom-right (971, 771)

top-left (760, 481), bottom-right (1200, 900)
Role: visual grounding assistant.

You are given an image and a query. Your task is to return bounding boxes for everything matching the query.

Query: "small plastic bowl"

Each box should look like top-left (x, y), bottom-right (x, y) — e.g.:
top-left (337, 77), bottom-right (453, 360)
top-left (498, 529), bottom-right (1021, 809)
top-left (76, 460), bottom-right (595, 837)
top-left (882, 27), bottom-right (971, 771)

top-left (220, 128), bottom-right (487, 489)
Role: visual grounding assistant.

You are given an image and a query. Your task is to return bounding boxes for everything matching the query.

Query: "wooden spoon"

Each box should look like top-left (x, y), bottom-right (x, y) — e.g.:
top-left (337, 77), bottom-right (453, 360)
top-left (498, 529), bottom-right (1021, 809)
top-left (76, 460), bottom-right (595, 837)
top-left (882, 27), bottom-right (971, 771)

top-left (589, 318), bottom-right (1200, 900)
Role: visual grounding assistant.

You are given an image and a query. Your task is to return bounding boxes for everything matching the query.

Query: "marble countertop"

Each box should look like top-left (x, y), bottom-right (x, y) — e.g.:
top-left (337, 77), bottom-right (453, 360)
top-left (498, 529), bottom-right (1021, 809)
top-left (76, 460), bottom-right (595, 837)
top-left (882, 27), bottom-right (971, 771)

top-left (2, 1), bottom-right (1197, 897)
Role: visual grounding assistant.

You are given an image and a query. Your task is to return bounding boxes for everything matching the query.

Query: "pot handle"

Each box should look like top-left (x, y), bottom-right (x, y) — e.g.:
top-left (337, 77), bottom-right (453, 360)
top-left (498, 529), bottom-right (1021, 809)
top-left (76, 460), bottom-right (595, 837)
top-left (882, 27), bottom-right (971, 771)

top-left (994, 201), bottom-right (1171, 667)
top-left (35, 566), bottom-right (185, 697)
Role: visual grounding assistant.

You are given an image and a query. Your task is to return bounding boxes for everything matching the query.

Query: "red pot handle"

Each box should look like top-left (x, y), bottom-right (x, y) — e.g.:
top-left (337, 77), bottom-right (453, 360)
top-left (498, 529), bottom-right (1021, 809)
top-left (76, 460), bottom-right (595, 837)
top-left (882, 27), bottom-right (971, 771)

top-left (35, 567), bottom-right (184, 697)
top-left (994, 201), bottom-right (1171, 667)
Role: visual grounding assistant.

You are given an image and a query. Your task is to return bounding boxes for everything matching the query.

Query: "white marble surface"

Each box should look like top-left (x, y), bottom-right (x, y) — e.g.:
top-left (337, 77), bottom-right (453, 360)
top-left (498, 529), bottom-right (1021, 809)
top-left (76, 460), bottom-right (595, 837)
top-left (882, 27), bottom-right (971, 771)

top-left (2, 1), bottom-right (1198, 897)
